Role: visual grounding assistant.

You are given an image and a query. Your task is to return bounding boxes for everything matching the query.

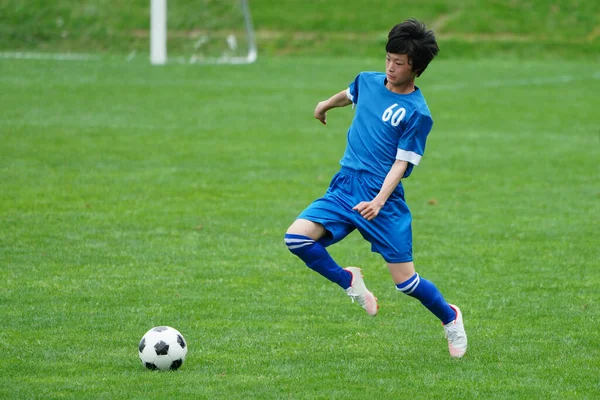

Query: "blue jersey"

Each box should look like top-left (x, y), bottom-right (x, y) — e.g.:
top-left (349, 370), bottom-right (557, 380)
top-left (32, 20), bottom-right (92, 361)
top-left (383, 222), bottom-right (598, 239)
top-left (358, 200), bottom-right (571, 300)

top-left (341, 72), bottom-right (433, 179)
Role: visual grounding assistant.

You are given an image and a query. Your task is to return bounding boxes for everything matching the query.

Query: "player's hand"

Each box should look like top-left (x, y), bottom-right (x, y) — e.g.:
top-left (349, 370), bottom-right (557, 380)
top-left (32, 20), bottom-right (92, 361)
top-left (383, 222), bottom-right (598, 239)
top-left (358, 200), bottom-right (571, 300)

top-left (314, 101), bottom-right (328, 125)
top-left (353, 201), bottom-right (384, 221)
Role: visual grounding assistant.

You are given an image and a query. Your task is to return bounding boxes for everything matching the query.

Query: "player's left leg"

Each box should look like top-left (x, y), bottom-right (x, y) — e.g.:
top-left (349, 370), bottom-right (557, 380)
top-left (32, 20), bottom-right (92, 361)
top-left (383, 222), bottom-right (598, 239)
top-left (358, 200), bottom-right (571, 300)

top-left (388, 262), bottom-right (467, 358)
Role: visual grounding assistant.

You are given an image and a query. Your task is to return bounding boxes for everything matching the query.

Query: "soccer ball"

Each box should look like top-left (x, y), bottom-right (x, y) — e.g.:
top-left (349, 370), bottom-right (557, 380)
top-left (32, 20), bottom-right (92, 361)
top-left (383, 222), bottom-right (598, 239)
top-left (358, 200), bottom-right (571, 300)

top-left (138, 326), bottom-right (188, 371)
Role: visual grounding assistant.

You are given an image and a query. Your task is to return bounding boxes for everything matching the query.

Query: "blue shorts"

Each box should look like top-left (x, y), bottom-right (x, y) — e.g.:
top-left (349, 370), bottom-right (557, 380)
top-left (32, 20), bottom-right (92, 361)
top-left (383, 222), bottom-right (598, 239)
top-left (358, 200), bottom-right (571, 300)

top-left (297, 167), bottom-right (413, 263)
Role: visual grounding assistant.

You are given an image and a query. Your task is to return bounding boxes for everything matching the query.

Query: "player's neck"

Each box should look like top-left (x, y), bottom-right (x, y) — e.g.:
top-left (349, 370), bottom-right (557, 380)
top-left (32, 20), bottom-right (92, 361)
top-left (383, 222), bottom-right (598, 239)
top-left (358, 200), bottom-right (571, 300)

top-left (385, 79), bottom-right (416, 95)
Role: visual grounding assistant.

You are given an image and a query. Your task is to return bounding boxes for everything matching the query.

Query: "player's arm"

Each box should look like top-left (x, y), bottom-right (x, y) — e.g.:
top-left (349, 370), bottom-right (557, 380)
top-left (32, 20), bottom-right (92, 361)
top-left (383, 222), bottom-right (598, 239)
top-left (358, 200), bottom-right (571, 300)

top-left (314, 89), bottom-right (352, 125)
top-left (353, 160), bottom-right (408, 221)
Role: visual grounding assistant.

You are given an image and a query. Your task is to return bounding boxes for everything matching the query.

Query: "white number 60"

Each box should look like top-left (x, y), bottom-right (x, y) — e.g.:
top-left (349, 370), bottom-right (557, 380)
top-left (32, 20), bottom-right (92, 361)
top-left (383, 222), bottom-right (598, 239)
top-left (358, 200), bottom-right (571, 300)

top-left (382, 103), bottom-right (406, 127)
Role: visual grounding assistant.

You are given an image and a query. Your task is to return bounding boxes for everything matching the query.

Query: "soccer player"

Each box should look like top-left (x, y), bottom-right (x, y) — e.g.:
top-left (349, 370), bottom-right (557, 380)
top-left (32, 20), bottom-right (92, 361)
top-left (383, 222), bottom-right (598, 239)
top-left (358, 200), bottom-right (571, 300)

top-left (284, 19), bottom-right (467, 358)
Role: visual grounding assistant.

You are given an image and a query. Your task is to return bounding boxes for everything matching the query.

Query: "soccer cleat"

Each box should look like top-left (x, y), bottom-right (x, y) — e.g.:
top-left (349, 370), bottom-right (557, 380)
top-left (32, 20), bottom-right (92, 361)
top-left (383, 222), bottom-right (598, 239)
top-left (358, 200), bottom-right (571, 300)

top-left (344, 267), bottom-right (379, 316)
top-left (443, 304), bottom-right (468, 358)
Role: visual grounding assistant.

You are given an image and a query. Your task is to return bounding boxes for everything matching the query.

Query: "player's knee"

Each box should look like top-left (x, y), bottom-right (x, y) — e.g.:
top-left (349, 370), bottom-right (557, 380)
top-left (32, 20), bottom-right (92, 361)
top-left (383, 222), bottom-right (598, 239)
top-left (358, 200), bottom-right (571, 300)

top-left (286, 218), bottom-right (325, 239)
top-left (284, 224), bottom-right (301, 242)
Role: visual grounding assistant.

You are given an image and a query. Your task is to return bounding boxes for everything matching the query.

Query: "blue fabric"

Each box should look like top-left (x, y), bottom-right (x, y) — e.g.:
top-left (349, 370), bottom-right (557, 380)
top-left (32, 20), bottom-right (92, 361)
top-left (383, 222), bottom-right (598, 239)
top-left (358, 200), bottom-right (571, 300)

top-left (396, 273), bottom-right (456, 324)
top-left (297, 167), bottom-right (413, 263)
top-left (284, 234), bottom-right (352, 289)
top-left (343, 72), bottom-right (433, 179)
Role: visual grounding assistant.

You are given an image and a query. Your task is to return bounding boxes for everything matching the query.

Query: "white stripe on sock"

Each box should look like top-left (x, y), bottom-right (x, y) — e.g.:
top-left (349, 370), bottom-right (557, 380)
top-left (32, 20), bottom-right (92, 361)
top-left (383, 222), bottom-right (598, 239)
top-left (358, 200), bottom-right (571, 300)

top-left (396, 273), bottom-right (420, 294)
top-left (405, 275), bottom-right (420, 295)
top-left (284, 238), bottom-right (315, 244)
top-left (286, 242), bottom-right (315, 250)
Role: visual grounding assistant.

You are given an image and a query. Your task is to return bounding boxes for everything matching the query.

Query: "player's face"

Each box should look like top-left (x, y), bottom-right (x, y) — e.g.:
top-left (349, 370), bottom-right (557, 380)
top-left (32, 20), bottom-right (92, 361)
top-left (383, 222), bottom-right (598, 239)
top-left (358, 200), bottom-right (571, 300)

top-left (385, 53), bottom-right (416, 86)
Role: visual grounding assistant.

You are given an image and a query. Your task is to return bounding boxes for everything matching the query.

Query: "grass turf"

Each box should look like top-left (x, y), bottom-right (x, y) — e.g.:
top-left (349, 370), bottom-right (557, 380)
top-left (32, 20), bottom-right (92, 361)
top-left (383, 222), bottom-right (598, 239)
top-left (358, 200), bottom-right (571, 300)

top-left (0, 56), bottom-right (599, 398)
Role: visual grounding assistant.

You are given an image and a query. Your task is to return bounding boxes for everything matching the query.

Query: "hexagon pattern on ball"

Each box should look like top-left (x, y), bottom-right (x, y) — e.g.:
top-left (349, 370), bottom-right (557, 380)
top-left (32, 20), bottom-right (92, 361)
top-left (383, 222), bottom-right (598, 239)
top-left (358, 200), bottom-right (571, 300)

top-left (138, 326), bottom-right (187, 371)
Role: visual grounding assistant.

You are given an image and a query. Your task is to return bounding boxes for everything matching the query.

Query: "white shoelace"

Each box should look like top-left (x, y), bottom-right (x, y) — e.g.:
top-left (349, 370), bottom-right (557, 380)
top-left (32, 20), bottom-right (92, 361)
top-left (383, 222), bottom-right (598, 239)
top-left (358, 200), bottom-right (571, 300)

top-left (445, 325), bottom-right (458, 340)
top-left (445, 324), bottom-right (466, 347)
top-left (347, 290), bottom-right (366, 305)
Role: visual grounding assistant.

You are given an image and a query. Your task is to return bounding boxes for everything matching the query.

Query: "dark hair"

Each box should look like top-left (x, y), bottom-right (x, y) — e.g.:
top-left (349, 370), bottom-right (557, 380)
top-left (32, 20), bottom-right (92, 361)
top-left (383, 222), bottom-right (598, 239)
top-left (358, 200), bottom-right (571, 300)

top-left (386, 18), bottom-right (439, 77)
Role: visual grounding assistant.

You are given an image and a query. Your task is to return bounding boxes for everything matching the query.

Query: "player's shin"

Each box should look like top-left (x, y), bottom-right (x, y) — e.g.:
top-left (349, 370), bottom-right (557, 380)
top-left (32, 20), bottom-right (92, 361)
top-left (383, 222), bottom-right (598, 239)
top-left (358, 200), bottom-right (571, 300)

top-left (396, 273), bottom-right (455, 324)
top-left (284, 234), bottom-right (352, 289)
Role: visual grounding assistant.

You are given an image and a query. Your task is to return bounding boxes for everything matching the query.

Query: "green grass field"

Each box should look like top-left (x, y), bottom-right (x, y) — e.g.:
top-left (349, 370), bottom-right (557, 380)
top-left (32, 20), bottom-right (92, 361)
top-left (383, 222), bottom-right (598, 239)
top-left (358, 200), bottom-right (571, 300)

top-left (1, 0), bottom-right (600, 398)
top-left (1, 54), bottom-right (599, 398)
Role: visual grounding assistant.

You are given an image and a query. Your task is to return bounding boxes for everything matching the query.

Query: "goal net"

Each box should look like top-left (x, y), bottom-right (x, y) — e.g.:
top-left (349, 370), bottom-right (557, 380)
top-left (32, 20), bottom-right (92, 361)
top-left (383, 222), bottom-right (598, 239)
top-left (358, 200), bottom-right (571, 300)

top-left (153, 0), bottom-right (257, 64)
top-left (1, 0), bottom-right (257, 64)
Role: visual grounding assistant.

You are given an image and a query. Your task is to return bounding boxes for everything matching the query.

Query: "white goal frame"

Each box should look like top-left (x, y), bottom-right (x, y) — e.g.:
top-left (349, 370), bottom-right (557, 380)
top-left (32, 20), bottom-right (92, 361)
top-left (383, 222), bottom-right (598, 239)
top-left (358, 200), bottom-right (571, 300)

top-left (150, 0), bottom-right (257, 65)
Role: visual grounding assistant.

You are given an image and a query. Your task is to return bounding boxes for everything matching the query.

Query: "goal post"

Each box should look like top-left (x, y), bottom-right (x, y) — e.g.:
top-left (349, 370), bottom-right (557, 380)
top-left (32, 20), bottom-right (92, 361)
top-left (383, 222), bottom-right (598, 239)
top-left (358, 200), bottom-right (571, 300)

top-left (150, 0), bottom-right (258, 65)
top-left (150, 0), bottom-right (167, 65)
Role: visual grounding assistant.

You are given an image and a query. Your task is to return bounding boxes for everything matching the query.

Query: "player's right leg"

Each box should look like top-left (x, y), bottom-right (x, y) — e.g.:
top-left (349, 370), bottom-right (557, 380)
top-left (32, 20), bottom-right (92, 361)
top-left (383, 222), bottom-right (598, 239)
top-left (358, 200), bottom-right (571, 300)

top-left (284, 219), bottom-right (378, 316)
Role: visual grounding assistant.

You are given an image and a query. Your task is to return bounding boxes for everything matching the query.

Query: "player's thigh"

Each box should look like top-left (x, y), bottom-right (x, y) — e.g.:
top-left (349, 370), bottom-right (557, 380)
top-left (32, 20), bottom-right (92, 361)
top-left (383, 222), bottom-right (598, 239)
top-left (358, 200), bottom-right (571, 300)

top-left (286, 218), bottom-right (326, 241)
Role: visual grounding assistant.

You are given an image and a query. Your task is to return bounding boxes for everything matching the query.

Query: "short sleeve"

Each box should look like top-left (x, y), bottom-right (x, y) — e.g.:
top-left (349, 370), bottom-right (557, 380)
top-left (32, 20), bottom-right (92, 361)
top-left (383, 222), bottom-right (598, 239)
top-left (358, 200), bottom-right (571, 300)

top-left (346, 74), bottom-right (360, 104)
top-left (396, 112), bottom-right (433, 166)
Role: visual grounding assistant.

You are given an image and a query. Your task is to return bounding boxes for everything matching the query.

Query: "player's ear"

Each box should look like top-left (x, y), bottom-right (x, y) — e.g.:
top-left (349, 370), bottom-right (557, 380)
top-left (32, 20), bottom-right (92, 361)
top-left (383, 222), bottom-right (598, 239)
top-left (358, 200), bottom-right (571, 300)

top-left (408, 59), bottom-right (419, 77)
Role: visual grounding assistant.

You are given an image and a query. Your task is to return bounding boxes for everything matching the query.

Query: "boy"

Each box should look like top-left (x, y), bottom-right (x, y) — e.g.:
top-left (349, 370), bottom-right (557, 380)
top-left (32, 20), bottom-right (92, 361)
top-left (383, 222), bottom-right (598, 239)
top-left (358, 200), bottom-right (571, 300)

top-left (284, 19), bottom-right (467, 358)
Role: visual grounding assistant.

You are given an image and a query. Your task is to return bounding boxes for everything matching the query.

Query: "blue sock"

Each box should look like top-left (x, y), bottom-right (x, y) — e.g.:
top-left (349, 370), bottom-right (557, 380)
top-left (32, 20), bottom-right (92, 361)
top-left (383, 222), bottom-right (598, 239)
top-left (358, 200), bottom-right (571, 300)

top-left (284, 233), bottom-right (352, 289)
top-left (396, 273), bottom-right (456, 324)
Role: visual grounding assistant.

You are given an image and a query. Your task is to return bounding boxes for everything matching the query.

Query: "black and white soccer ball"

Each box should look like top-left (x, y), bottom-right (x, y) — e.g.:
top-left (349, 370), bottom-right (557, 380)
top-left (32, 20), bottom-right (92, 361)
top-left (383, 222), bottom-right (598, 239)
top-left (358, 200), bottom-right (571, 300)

top-left (138, 326), bottom-right (187, 371)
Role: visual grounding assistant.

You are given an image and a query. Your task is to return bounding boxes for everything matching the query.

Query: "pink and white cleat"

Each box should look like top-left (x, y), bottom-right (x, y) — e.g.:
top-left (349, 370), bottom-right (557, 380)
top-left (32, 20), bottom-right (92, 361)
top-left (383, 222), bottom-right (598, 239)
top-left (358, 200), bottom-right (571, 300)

top-left (443, 304), bottom-right (468, 358)
top-left (344, 267), bottom-right (379, 316)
